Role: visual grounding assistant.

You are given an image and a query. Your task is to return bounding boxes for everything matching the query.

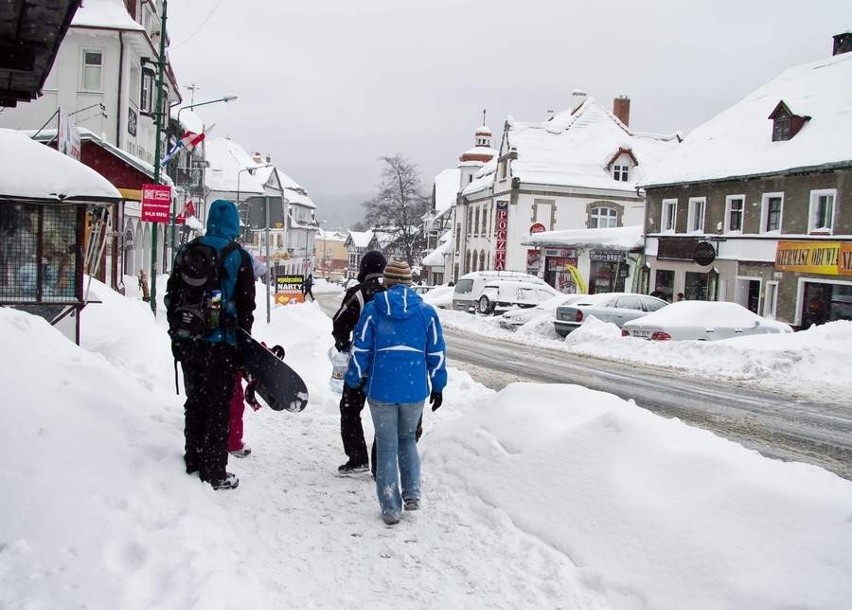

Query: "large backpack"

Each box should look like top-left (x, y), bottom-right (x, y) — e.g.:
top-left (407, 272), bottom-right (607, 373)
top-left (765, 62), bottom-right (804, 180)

top-left (168, 238), bottom-right (242, 340)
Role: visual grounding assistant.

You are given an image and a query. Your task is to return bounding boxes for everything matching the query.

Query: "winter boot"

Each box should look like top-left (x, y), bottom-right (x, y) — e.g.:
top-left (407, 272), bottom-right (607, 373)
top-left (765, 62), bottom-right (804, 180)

top-left (338, 459), bottom-right (369, 475)
top-left (210, 472), bottom-right (240, 490)
top-left (230, 446), bottom-right (252, 458)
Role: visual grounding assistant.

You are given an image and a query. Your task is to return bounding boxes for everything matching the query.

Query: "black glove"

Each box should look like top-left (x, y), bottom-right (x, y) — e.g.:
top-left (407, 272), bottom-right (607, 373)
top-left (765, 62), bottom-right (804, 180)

top-left (429, 391), bottom-right (443, 411)
top-left (244, 379), bottom-right (262, 411)
top-left (171, 339), bottom-right (185, 362)
top-left (334, 339), bottom-right (351, 353)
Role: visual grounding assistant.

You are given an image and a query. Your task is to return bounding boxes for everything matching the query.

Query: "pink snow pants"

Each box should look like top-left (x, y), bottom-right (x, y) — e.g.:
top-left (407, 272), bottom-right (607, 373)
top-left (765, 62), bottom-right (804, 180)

top-left (228, 373), bottom-right (246, 452)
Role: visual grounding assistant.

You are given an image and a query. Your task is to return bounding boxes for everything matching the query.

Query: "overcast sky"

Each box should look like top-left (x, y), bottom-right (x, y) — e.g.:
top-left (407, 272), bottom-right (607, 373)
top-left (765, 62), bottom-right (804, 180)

top-left (166, 0), bottom-right (851, 228)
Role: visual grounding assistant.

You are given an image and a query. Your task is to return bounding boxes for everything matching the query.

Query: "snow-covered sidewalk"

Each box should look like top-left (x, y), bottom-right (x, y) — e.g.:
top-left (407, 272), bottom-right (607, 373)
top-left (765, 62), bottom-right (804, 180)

top-left (1, 278), bottom-right (850, 608)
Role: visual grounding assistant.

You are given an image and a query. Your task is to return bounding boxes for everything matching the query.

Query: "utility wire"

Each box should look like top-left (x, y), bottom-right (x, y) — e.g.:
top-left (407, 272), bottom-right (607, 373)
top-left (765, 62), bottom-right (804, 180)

top-left (170, 0), bottom-right (226, 51)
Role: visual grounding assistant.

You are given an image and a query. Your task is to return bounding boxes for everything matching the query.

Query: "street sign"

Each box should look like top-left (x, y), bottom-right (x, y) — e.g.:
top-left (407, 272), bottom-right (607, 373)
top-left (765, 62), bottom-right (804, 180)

top-left (141, 184), bottom-right (172, 223)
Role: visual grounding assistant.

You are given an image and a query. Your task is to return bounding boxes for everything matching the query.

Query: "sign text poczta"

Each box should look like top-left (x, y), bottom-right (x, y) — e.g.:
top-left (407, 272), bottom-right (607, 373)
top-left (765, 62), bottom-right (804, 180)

top-left (141, 184), bottom-right (172, 223)
top-left (495, 201), bottom-right (509, 271)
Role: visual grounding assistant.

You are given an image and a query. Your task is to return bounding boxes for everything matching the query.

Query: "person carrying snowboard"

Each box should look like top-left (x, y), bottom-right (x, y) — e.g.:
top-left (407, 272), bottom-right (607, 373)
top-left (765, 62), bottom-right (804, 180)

top-left (331, 250), bottom-right (386, 475)
top-left (166, 199), bottom-right (256, 491)
top-left (344, 260), bottom-right (447, 525)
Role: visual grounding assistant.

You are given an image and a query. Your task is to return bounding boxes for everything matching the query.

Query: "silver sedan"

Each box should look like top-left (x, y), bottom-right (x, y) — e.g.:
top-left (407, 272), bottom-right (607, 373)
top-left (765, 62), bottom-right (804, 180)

top-left (621, 300), bottom-right (793, 341)
top-left (553, 292), bottom-right (668, 337)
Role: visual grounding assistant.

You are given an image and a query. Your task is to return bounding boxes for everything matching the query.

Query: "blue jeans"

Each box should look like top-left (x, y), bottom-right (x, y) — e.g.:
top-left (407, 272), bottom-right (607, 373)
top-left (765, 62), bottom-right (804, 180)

top-left (368, 399), bottom-right (425, 519)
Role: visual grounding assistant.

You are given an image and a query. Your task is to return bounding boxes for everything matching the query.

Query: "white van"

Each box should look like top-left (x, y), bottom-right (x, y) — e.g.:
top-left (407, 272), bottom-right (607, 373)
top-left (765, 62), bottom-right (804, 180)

top-left (451, 271), bottom-right (551, 313)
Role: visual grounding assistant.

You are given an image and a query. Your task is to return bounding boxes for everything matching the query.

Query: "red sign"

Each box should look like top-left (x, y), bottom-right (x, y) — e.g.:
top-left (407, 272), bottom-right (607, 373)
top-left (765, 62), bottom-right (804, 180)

top-left (141, 184), bottom-right (172, 223)
top-left (495, 201), bottom-right (509, 270)
top-left (530, 222), bottom-right (546, 234)
top-left (184, 200), bottom-right (196, 217)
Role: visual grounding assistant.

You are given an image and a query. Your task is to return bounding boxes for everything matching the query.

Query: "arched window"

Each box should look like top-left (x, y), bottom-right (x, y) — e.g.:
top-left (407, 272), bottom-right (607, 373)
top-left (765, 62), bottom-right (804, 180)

top-left (478, 249), bottom-right (486, 271)
top-left (590, 206), bottom-right (618, 228)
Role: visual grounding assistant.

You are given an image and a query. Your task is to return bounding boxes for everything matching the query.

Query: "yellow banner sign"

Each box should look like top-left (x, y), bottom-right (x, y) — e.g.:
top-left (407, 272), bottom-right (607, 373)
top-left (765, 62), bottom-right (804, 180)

top-left (775, 241), bottom-right (845, 275)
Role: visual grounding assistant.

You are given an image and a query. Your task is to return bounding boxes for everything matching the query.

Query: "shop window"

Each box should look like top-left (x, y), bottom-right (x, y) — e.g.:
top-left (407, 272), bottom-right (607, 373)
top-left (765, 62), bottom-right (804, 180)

top-left (652, 269), bottom-right (674, 302)
top-left (0, 203), bottom-right (80, 303)
top-left (685, 271), bottom-right (709, 301)
top-left (808, 189), bottom-right (835, 234)
top-left (725, 195), bottom-right (744, 233)
top-left (763, 281), bottom-right (778, 319)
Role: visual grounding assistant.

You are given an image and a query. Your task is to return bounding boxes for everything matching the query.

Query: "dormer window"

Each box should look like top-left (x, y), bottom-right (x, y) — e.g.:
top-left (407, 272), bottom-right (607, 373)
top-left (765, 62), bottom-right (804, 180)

top-left (606, 147), bottom-right (638, 183)
top-left (768, 101), bottom-right (810, 142)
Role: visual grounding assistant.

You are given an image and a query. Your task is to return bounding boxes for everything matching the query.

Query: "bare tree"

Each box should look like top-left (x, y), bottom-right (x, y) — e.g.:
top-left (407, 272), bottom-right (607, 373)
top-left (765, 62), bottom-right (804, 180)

top-left (362, 155), bottom-right (428, 265)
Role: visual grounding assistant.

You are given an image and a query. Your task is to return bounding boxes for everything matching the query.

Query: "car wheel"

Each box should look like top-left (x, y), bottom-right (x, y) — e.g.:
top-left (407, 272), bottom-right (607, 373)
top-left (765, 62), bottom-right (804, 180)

top-left (478, 295), bottom-right (494, 315)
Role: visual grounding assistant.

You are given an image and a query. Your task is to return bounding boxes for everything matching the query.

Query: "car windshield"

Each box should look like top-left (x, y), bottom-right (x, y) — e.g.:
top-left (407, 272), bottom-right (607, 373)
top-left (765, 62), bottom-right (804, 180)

top-left (454, 279), bottom-right (473, 294)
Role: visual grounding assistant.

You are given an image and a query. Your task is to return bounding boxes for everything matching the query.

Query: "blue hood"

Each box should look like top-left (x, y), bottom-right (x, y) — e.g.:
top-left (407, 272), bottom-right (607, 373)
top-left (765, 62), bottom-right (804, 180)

top-left (372, 284), bottom-right (423, 320)
top-left (206, 199), bottom-right (240, 240)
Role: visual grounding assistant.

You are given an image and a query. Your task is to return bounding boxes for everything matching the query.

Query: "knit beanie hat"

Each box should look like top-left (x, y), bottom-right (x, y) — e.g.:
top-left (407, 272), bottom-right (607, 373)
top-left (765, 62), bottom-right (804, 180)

top-left (357, 250), bottom-right (387, 282)
top-left (383, 260), bottom-right (413, 286)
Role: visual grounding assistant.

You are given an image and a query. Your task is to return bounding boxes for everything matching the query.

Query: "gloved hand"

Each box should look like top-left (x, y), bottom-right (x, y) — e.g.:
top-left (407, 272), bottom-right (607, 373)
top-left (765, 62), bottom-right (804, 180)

top-left (171, 340), bottom-right (185, 362)
top-left (334, 339), bottom-right (351, 353)
top-left (245, 379), bottom-right (262, 411)
top-left (271, 345), bottom-right (286, 360)
top-left (429, 391), bottom-right (443, 411)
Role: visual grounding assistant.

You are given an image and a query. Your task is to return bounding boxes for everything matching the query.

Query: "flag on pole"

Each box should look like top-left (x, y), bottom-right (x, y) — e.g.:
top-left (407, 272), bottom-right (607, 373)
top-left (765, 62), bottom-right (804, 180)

top-left (160, 123), bottom-right (216, 166)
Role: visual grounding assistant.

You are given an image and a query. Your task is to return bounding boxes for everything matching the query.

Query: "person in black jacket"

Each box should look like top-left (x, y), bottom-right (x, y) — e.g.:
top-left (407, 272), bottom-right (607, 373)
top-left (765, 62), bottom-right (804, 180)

top-left (332, 250), bottom-right (386, 474)
top-left (166, 199), bottom-right (256, 491)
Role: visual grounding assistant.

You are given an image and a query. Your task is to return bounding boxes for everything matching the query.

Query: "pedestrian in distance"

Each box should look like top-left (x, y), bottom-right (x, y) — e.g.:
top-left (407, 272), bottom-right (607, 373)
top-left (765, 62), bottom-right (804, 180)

top-left (303, 273), bottom-right (315, 302)
top-left (344, 260), bottom-right (447, 525)
top-left (331, 251), bottom-right (386, 475)
top-left (166, 199), bottom-right (256, 491)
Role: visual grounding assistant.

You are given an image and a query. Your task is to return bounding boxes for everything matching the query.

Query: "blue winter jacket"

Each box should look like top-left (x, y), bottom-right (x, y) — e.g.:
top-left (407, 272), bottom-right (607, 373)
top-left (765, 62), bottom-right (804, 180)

top-left (166, 199), bottom-right (255, 346)
top-left (344, 284), bottom-right (447, 404)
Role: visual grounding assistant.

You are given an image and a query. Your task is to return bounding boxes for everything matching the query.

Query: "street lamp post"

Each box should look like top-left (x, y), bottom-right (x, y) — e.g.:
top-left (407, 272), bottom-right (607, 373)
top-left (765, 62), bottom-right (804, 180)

top-left (148, 0), bottom-right (168, 316)
top-left (168, 95), bottom-right (237, 256)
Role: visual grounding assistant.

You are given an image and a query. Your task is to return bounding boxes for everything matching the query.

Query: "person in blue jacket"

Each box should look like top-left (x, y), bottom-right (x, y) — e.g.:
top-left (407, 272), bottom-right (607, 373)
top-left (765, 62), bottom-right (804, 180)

top-left (344, 260), bottom-right (447, 525)
top-left (166, 199), bottom-right (256, 491)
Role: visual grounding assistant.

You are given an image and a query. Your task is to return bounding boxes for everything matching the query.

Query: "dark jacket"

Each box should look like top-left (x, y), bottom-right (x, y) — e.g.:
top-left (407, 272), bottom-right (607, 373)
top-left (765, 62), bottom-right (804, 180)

top-left (344, 284), bottom-right (447, 403)
top-left (166, 199), bottom-right (255, 346)
top-left (331, 274), bottom-right (384, 351)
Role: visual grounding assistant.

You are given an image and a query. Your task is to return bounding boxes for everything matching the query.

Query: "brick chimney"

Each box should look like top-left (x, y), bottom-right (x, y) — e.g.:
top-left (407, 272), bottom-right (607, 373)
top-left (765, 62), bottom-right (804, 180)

top-left (613, 95), bottom-right (631, 127)
top-left (833, 31), bottom-right (852, 56)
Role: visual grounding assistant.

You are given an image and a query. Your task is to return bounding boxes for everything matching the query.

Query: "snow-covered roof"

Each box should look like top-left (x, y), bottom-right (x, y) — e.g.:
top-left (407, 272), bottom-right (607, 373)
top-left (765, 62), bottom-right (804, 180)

top-left (169, 107), bottom-right (205, 134)
top-left (522, 225), bottom-right (643, 251)
top-left (0, 129), bottom-right (121, 202)
top-left (421, 239), bottom-right (451, 266)
top-left (28, 128), bottom-right (174, 186)
top-left (204, 137), bottom-right (264, 194)
top-left (346, 230), bottom-right (373, 249)
top-left (467, 98), bottom-right (680, 196)
top-left (433, 168), bottom-right (461, 213)
top-left (642, 52), bottom-right (852, 187)
top-left (71, 0), bottom-right (144, 31)
top-left (462, 158), bottom-right (497, 197)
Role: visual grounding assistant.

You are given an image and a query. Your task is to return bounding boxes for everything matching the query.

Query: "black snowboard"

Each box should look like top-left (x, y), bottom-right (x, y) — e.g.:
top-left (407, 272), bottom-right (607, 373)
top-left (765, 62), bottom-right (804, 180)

top-left (236, 329), bottom-right (309, 412)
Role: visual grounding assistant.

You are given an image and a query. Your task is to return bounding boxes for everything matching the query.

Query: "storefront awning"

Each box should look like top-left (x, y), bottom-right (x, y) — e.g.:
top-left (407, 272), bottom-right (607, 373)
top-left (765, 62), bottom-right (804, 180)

top-left (522, 225), bottom-right (643, 251)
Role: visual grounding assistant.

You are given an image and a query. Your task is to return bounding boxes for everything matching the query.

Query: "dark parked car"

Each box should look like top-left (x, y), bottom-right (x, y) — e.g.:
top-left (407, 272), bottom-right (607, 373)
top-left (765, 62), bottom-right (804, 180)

top-left (553, 292), bottom-right (668, 337)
